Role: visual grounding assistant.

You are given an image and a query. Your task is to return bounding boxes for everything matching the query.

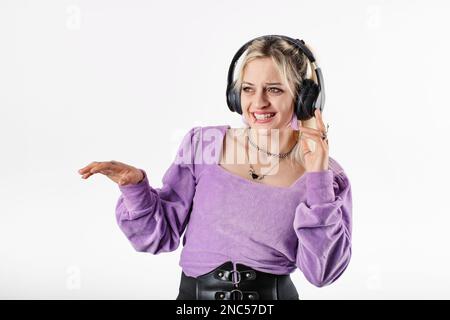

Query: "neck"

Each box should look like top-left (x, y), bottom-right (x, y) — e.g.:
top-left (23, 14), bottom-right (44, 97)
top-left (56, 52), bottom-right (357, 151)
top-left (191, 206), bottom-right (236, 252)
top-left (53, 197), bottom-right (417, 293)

top-left (247, 127), bottom-right (297, 160)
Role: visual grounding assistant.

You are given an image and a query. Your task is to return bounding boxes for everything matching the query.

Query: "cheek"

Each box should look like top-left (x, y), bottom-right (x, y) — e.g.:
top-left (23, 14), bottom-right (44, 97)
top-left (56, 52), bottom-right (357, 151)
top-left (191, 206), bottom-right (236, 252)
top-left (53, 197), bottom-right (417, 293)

top-left (278, 112), bottom-right (292, 123)
top-left (276, 99), bottom-right (294, 116)
top-left (241, 97), bottom-right (251, 111)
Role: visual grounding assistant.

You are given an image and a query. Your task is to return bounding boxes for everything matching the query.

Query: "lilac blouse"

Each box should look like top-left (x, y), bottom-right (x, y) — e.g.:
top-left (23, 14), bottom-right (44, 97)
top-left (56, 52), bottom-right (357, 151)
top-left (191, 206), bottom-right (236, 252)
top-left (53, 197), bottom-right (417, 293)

top-left (115, 125), bottom-right (352, 287)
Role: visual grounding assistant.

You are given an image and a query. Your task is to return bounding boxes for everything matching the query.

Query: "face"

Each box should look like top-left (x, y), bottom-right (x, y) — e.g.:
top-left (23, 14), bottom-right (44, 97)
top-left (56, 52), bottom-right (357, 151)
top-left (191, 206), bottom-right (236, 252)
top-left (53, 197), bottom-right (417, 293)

top-left (240, 57), bottom-right (295, 130)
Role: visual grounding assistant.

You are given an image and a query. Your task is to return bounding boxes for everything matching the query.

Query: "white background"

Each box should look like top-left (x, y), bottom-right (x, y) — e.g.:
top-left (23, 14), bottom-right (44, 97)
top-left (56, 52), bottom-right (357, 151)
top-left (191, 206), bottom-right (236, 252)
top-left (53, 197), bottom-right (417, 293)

top-left (1, 0), bottom-right (449, 299)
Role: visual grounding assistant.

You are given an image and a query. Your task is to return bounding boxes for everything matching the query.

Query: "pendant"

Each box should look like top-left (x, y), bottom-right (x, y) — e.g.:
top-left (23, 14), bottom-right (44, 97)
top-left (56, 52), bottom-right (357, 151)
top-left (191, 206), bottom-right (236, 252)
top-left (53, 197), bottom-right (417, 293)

top-left (249, 169), bottom-right (260, 180)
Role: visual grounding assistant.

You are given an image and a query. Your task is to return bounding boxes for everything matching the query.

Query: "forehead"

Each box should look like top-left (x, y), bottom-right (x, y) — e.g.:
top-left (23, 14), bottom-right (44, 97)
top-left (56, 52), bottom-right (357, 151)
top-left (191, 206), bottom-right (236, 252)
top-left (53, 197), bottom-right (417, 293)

top-left (242, 57), bottom-right (283, 83)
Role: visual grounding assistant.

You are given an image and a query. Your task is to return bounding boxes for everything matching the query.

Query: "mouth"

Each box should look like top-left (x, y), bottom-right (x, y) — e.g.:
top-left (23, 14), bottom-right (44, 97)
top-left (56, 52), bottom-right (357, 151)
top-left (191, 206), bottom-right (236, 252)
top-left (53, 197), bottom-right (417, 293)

top-left (251, 112), bottom-right (277, 124)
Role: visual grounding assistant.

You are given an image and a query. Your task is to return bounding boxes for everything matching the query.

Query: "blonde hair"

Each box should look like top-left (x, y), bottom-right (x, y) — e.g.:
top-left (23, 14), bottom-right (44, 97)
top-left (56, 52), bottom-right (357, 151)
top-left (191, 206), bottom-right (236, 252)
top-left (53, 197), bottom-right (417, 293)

top-left (232, 36), bottom-right (320, 167)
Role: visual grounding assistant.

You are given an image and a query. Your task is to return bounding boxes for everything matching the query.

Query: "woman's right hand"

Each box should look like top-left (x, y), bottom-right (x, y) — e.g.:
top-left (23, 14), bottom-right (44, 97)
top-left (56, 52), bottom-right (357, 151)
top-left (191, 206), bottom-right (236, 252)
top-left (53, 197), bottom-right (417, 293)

top-left (78, 160), bottom-right (145, 186)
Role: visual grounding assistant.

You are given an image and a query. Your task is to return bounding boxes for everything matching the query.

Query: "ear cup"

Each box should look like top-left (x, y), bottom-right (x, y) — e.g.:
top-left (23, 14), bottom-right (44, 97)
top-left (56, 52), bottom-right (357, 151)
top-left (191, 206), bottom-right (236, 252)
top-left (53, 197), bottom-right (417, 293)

top-left (226, 81), bottom-right (242, 114)
top-left (295, 78), bottom-right (319, 121)
top-left (226, 83), bottom-right (235, 112)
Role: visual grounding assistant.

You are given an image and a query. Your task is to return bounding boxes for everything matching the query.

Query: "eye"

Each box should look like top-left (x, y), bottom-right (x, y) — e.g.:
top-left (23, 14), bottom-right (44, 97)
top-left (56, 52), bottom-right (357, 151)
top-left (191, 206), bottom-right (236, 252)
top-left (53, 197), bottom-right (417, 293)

top-left (268, 87), bottom-right (283, 94)
top-left (241, 86), bottom-right (253, 92)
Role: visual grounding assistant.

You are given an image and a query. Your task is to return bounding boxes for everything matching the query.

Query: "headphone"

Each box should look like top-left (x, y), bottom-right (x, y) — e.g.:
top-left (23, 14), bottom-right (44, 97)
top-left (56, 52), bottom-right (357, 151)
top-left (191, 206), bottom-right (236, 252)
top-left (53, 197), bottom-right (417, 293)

top-left (226, 34), bottom-right (325, 121)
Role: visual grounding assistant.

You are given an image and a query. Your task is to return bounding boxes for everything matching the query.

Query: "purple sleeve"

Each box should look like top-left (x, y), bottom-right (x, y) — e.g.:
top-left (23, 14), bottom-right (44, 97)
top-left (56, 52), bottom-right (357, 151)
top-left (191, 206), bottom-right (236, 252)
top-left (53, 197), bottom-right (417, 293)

top-left (114, 127), bottom-right (198, 254)
top-left (293, 169), bottom-right (352, 287)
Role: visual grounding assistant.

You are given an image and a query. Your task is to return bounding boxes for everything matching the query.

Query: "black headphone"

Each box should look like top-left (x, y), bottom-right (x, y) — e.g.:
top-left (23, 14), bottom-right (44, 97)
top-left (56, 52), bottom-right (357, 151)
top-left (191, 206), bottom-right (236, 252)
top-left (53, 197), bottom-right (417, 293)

top-left (226, 34), bottom-right (325, 121)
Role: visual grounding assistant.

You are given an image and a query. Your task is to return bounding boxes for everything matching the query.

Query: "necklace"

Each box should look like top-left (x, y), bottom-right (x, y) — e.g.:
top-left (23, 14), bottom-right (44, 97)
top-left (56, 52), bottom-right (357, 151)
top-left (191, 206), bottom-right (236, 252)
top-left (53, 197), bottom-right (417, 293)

top-left (245, 128), bottom-right (298, 181)
top-left (247, 128), bottom-right (298, 159)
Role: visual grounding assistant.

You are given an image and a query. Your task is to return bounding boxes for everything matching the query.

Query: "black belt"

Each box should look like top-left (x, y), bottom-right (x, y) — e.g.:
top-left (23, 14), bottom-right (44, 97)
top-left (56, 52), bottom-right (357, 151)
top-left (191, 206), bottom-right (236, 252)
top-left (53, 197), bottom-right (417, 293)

top-left (176, 261), bottom-right (299, 300)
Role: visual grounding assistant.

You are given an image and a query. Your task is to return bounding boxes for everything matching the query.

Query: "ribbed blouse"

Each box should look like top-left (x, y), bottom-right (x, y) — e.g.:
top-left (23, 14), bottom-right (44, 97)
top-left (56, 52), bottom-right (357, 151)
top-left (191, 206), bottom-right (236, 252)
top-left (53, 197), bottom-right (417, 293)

top-left (115, 125), bottom-right (352, 287)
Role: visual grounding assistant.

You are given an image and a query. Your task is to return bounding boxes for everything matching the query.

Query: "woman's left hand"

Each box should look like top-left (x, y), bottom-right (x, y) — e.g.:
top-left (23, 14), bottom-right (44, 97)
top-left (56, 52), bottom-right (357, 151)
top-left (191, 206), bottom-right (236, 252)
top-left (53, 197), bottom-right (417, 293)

top-left (297, 108), bottom-right (329, 172)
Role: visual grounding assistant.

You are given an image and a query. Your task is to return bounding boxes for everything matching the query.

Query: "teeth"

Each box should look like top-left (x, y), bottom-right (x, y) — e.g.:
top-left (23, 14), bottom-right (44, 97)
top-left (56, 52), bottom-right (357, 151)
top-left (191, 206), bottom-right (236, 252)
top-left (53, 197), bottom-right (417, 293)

top-left (254, 113), bottom-right (275, 120)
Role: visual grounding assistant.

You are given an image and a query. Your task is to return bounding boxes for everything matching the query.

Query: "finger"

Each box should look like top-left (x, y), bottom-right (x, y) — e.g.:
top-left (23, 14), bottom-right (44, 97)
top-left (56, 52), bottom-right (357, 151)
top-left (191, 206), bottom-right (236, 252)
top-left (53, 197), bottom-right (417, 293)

top-left (299, 134), bottom-right (311, 153)
top-left (78, 166), bottom-right (90, 174)
top-left (78, 161), bottom-right (99, 174)
top-left (300, 131), bottom-right (324, 143)
top-left (299, 133), bottom-right (313, 160)
top-left (298, 126), bottom-right (323, 136)
top-left (314, 108), bottom-right (326, 132)
top-left (81, 169), bottom-right (113, 180)
top-left (301, 131), bottom-right (329, 150)
top-left (89, 162), bottom-right (112, 174)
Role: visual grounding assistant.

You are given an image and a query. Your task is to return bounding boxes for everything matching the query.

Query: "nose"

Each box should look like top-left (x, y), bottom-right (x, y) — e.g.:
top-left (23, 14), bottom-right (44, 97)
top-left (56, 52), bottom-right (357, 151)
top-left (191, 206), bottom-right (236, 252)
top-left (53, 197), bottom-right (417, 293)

top-left (252, 89), bottom-right (269, 109)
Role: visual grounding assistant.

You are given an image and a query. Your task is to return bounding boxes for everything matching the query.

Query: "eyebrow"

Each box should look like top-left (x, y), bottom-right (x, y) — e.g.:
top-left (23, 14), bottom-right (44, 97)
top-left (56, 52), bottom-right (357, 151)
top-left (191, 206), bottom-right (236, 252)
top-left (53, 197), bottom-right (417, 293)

top-left (242, 81), bottom-right (283, 86)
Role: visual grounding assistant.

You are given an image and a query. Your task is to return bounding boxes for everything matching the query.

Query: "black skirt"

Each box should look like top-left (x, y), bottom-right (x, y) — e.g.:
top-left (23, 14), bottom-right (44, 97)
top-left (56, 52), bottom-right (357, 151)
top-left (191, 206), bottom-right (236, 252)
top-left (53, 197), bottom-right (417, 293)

top-left (176, 261), bottom-right (299, 300)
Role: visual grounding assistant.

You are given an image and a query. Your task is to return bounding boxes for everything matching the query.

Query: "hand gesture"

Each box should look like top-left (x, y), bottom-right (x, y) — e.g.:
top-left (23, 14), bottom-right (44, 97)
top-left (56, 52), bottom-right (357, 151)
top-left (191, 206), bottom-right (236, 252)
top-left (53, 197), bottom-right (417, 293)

top-left (297, 108), bottom-right (329, 172)
top-left (78, 160), bottom-right (144, 186)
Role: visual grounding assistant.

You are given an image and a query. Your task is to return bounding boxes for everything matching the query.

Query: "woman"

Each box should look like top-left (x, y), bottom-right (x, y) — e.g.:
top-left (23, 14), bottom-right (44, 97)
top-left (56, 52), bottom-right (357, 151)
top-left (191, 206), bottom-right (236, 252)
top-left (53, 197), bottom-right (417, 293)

top-left (78, 35), bottom-right (352, 300)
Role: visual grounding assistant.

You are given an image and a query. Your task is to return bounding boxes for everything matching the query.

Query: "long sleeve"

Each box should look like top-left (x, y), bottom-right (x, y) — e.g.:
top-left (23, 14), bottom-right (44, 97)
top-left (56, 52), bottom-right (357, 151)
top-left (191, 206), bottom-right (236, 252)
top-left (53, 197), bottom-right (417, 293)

top-left (114, 127), bottom-right (199, 254)
top-left (293, 168), bottom-right (352, 287)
